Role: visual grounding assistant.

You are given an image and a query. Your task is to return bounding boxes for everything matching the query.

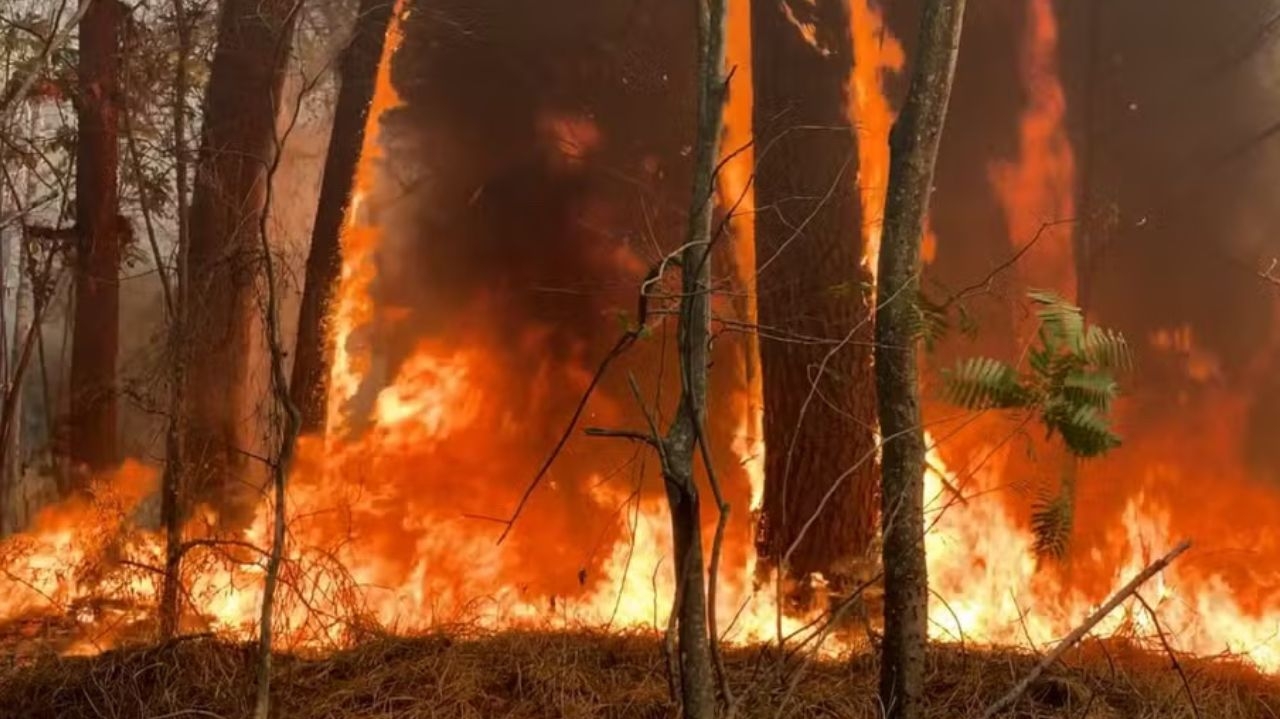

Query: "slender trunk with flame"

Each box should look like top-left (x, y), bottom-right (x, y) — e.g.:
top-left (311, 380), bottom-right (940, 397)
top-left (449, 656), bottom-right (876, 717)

top-left (876, 1), bottom-right (966, 717)
top-left (69, 0), bottom-right (123, 484)
top-left (750, 0), bottom-right (878, 594)
top-left (183, 0), bottom-right (298, 524)
top-left (291, 0), bottom-right (397, 433)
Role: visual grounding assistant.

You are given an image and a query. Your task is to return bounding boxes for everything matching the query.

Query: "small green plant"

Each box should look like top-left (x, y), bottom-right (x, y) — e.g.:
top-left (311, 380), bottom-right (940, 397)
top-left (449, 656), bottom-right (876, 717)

top-left (941, 290), bottom-right (1132, 557)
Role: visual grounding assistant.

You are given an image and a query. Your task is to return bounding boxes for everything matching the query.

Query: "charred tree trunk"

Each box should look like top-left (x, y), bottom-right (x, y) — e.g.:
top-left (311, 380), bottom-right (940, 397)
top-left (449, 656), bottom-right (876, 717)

top-left (184, 0), bottom-right (298, 523)
top-left (291, 0), bottom-right (396, 433)
top-left (875, 1), bottom-right (966, 718)
top-left (750, 0), bottom-right (877, 591)
top-left (68, 0), bottom-right (123, 484)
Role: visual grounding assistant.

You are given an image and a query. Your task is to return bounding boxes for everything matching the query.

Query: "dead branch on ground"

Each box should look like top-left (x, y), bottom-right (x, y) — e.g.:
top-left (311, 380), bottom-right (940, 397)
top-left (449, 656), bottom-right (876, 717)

top-left (981, 539), bottom-right (1192, 718)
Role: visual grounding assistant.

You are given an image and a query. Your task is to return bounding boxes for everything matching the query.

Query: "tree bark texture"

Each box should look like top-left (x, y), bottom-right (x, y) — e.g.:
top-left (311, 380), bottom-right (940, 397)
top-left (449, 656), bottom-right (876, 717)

top-left (184, 0), bottom-right (298, 523)
top-left (875, 1), bottom-right (966, 718)
top-left (751, 0), bottom-right (877, 587)
top-left (159, 0), bottom-right (193, 638)
top-left (658, 1), bottom-right (726, 716)
top-left (290, 0), bottom-right (396, 433)
top-left (69, 0), bottom-right (123, 481)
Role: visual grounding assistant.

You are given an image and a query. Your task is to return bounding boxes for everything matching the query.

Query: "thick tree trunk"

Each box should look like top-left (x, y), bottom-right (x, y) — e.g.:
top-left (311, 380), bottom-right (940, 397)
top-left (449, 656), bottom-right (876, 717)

top-left (750, 0), bottom-right (877, 589)
top-left (69, 0), bottom-right (123, 483)
top-left (183, 0), bottom-right (298, 522)
top-left (291, 0), bottom-right (396, 433)
top-left (875, 2), bottom-right (966, 718)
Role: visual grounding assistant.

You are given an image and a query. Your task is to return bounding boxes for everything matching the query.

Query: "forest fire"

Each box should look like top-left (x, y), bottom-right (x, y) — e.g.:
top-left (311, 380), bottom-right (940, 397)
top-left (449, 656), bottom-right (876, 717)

top-left (7, 2), bottom-right (1280, 717)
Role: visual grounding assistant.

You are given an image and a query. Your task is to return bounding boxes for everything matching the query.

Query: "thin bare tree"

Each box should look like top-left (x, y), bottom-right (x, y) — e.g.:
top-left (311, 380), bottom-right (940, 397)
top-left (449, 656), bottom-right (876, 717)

top-left (875, 1), bottom-right (967, 717)
top-left (158, 0), bottom-right (194, 638)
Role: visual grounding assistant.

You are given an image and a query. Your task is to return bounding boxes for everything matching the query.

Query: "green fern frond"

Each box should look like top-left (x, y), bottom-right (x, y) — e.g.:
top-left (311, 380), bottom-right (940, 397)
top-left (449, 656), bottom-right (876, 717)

top-left (1084, 325), bottom-right (1132, 373)
top-left (1043, 401), bottom-right (1120, 457)
top-left (942, 357), bottom-right (1030, 409)
top-left (1061, 371), bottom-right (1117, 411)
top-left (912, 292), bottom-right (950, 352)
top-left (1031, 490), bottom-right (1074, 560)
top-left (1029, 290), bottom-right (1085, 354)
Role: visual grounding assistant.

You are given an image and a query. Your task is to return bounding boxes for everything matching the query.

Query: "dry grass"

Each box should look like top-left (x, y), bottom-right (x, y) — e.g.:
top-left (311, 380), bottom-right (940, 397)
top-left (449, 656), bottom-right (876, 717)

top-left (0, 630), bottom-right (1277, 718)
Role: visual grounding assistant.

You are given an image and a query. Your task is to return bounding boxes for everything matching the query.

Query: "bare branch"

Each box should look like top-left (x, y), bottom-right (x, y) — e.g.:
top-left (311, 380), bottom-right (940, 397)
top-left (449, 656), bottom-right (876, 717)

top-left (981, 539), bottom-right (1193, 718)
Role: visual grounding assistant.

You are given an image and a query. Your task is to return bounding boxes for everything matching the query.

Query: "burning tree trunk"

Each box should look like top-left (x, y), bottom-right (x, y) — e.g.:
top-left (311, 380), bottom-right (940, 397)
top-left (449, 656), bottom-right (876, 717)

top-left (68, 0), bottom-right (124, 484)
top-left (291, 0), bottom-right (397, 433)
top-left (750, 0), bottom-right (878, 590)
top-left (183, 0), bottom-right (299, 521)
top-left (875, 1), bottom-right (966, 718)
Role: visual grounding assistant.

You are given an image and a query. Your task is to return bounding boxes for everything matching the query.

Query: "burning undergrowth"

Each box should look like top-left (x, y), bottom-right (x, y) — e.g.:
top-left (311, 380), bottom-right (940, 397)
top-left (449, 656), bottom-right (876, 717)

top-left (2, 631), bottom-right (1280, 718)
top-left (8, 0), bottom-right (1280, 705)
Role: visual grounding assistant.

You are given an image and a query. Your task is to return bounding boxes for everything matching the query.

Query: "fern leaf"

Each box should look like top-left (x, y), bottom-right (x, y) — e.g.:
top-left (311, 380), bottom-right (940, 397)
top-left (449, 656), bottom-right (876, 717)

top-left (942, 357), bottom-right (1029, 409)
top-left (1043, 401), bottom-right (1120, 457)
top-left (1061, 371), bottom-right (1117, 411)
top-left (1029, 290), bottom-right (1085, 354)
top-left (1085, 325), bottom-right (1132, 373)
top-left (1031, 464), bottom-right (1078, 560)
top-left (1031, 491), bottom-right (1074, 560)
top-left (912, 292), bottom-right (949, 352)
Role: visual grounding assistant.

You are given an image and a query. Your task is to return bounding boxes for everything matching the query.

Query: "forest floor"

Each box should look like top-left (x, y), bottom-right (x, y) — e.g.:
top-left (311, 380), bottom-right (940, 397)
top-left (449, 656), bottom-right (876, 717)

top-left (0, 629), bottom-right (1275, 718)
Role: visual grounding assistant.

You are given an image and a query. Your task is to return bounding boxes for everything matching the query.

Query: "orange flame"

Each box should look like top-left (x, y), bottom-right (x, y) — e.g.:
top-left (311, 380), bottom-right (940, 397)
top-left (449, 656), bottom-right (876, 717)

top-left (327, 0), bottom-right (408, 432)
top-left (990, 0), bottom-right (1077, 298)
top-left (7, 0), bottom-right (1280, 680)
top-left (849, 0), bottom-right (904, 280)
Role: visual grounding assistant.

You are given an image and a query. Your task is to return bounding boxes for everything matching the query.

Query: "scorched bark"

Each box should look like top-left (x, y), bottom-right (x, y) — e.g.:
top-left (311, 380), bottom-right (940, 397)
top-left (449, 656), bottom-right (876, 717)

top-left (291, 0), bottom-right (396, 432)
top-left (751, 0), bottom-right (878, 590)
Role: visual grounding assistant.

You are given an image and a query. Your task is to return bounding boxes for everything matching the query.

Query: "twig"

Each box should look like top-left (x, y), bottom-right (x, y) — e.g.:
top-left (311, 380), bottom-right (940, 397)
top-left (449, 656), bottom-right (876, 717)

top-left (0, 191), bottom-right (56, 229)
top-left (939, 218), bottom-right (1076, 308)
top-left (1259, 257), bottom-right (1280, 286)
top-left (583, 427), bottom-right (659, 448)
top-left (0, 0), bottom-right (96, 124)
top-left (1135, 591), bottom-right (1202, 719)
top-left (495, 316), bottom-right (655, 545)
top-left (980, 539), bottom-right (1192, 718)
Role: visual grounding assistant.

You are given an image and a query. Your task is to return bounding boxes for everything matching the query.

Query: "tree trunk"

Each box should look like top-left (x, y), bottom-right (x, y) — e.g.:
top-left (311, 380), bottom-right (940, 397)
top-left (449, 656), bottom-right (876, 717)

top-left (291, 0), bottom-right (396, 433)
top-left (159, 0), bottom-right (193, 639)
top-left (750, 0), bottom-right (877, 591)
top-left (658, 1), bottom-right (726, 716)
top-left (875, 2), bottom-right (966, 718)
top-left (183, 0), bottom-right (298, 523)
top-left (253, 82), bottom-right (303, 719)
top-left (68, 0), bottom-right (123, 484)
